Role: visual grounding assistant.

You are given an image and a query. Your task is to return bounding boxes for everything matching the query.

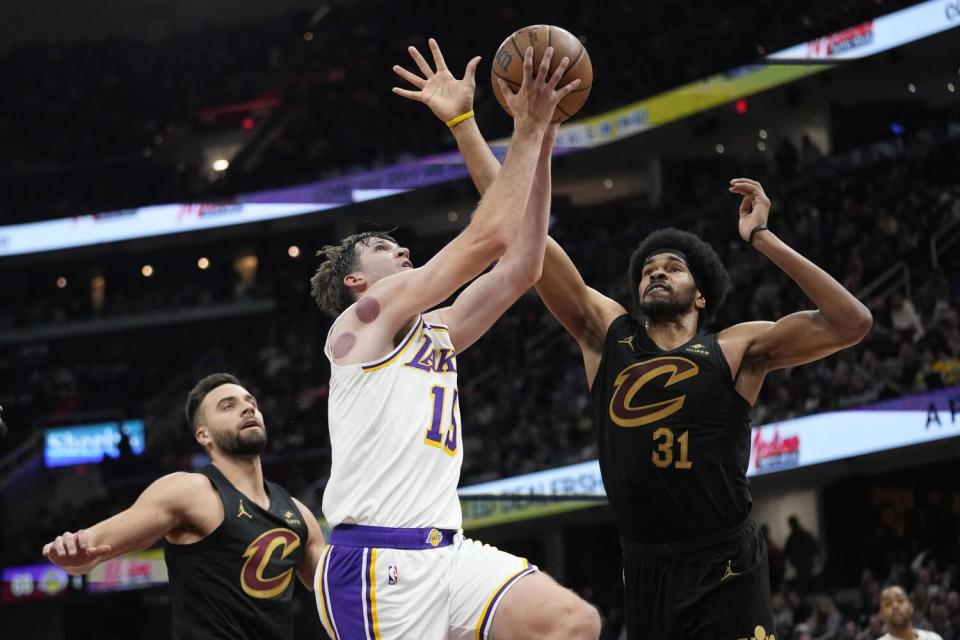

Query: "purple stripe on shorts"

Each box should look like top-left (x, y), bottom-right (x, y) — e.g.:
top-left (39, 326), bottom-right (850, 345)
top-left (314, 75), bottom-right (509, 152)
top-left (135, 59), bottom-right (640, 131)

top-left (331, 524), bottom-right (457, 550)
top-left (479, 566), bottom-right (536, 638)
top-left (325, 545), bottom-right (368, 640)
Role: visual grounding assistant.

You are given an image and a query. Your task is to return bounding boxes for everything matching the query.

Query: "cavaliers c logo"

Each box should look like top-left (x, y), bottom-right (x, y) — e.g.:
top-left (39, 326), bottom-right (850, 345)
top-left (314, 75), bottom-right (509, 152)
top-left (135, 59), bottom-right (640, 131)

top-left (609, 356), bottom-right (699, 427)
top-left (241, 528), bottom-right (301, 599)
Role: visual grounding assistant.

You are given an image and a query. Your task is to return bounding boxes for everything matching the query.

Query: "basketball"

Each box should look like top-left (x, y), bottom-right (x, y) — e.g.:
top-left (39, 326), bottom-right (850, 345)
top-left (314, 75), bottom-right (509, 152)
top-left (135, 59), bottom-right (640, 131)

top-left (491, 25), bottom-right (593, 123)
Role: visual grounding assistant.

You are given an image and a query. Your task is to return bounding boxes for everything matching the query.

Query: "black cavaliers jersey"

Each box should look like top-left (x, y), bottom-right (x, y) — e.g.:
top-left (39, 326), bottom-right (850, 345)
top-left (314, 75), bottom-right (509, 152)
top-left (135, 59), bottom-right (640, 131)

top-left (163, 464), bottom-right (309, 640)
top-left (592, 314), bottom-right (753, 543)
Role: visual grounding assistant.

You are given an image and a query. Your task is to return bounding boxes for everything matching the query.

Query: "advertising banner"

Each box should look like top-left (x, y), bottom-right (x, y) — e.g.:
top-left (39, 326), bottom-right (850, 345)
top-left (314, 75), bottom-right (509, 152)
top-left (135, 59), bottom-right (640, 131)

top-left (44, 419), bottom-right (145, 468)
top-left (2, 0), bottom-right (955, 258)
top-left (1, 563), bottom-right (79, 603)
top-left (85, 549), bottom-right (168, 593)
top-left (459, 386), bottom-right (960, 528)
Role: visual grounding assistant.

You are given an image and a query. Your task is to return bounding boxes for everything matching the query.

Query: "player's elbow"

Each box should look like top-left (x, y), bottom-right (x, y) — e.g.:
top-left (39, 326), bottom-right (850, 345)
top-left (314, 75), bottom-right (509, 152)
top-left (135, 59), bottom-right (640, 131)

top-left (519, 259), bottom-right (544, 288)
top-left (470, 223), bottom-right (511, 262)
top-left (840, 305), bottom-right (873, 344)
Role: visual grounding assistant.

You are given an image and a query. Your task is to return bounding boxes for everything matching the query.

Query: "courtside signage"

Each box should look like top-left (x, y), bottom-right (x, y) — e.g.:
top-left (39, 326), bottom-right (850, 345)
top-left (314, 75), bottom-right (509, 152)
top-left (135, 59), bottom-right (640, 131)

top-left (768, 0), bottom-right (960, 61)
top-left (458, 460), bottom-right (606, 498)
top-left (748, 385), bottom-right (960, 475)
top-left (459, 386), bottom-right (960, 527)
top-left (0, 202), bottom-right (328, 257)
top-left (43, 419), bottom-right (145, 468)
top-left (0, 563), bottom-right (78, 603)
top-left (85, 549), bottom-right (168, 592)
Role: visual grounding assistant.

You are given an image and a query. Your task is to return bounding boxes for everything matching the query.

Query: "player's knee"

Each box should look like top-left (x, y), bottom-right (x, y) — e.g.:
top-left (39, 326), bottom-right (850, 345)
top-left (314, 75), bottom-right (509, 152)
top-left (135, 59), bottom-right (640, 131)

top-left (570, 600), bottom-right (602, 639)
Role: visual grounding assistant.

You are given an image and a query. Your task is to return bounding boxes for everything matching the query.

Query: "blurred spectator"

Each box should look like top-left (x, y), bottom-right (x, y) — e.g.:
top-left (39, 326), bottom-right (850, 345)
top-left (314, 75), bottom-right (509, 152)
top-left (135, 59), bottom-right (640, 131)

top-left (786, 516), bottom-right (822, 591)
top-left (890, 292), bottom-right (925, 342)
top-left (764, 523), bottom-right (788, 593)
top-left (878, 585), bottom-right (944, 640)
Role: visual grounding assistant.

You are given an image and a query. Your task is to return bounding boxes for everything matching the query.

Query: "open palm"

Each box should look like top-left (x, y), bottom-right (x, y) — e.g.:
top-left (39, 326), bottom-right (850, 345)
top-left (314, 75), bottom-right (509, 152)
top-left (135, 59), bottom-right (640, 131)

top-left (392, 38), bottom-right (481, 123)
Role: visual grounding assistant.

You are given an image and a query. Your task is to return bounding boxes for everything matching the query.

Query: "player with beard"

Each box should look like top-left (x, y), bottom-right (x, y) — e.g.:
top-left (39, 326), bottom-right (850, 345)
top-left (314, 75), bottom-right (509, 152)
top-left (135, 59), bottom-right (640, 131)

top-left (878, 586), bottom-right (944, 640)
top-left (41, 373), bottom-right (326, 640)
top-left (539, 197), bottom-right (869, 639)
top-left (398, 59), bottom-right (872, 637)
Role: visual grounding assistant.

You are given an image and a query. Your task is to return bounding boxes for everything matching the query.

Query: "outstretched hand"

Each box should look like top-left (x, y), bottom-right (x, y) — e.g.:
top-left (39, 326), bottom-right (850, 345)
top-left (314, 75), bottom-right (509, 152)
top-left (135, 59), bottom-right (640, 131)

top-left (729, 178), bottom-right (771, 243)
top-left (495, 46), bottom-right (580, 131)
top-left (42, 529), bottom-right (112, 573)
top-left (392, 38), bottom-right (481, 124)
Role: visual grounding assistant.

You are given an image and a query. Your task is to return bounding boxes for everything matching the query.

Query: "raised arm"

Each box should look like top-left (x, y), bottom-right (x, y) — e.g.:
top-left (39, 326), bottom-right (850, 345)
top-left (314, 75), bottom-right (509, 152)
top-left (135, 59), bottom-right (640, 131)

top-left (41, 472), bottom-right (197, 575)
top-left (720, 179), bottom-right (873, 401)
top-left (394, 39), bottom-right (625, 373)
top-left (393, 38), bottom-right (499, 194)
top-left (431, 124), bottom-right (557, 352)
top-left (364, 43), bottom-right (579, 333)
top-left (448, 114), bottom-right (625, 365)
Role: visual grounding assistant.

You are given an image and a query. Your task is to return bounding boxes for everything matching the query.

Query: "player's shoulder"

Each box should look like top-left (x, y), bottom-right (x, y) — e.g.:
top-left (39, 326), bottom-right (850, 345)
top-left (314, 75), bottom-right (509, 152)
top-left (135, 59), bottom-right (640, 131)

top-left (423, 308), bottom-right (448, 327)
top-left (718, 320), bottom-right (775, 342)
top-left (919, 630), bottom-right (944, 640)
top-left (145, 471), bottom-right (215, 503)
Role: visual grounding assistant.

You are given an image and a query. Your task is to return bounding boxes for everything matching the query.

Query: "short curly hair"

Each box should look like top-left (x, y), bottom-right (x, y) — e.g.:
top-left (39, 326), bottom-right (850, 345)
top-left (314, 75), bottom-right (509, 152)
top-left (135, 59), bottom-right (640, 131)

top-left (310, 231), bottom-right (398, 317)
top-left (628, 227), bottom-right (730, 327)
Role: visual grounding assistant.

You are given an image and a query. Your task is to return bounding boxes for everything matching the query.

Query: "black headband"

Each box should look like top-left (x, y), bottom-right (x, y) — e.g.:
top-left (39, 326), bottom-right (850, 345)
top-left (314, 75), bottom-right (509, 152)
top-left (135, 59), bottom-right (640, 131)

top-left (643, 248), bottom-right (688, 265)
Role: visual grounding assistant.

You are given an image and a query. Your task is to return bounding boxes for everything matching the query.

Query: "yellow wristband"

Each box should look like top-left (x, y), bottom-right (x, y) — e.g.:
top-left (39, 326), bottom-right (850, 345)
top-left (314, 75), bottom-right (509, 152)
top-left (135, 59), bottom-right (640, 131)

top-left (446, 110), bottom-right (475, 128)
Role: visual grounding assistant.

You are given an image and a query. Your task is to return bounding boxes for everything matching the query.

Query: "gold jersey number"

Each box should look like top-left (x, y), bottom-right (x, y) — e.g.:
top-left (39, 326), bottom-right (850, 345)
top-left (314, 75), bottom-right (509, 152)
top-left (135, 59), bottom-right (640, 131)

top-left (652, 427), bottom-right (692, 469)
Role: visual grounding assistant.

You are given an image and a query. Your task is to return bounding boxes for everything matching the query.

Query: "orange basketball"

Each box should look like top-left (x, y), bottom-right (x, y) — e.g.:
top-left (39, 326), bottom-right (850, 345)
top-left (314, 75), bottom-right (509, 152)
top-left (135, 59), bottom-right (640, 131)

top-left (491, 25), bottom-right (593, 123)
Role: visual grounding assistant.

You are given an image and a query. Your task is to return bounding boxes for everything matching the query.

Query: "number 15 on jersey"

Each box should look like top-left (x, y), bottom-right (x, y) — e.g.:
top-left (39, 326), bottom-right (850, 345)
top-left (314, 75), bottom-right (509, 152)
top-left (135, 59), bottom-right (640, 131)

top-left (424, 385), bottom-right (458, 457)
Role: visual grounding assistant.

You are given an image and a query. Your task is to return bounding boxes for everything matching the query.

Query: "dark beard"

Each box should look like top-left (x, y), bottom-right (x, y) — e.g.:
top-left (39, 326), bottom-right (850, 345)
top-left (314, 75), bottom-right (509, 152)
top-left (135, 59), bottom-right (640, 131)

top-left (212, 428), bottom-right (267, 456)
top-left (639, 287), bottom-right (697, 323)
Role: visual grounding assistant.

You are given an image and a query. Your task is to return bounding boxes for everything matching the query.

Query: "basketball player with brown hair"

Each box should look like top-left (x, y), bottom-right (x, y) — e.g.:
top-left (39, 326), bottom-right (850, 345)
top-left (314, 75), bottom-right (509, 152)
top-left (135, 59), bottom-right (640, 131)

top-left (401, 41), bottom-right (873, 640)
top-left (42, 373), bottom-right (326, 640)
top-left (306, 42), bottom-right (599, 639)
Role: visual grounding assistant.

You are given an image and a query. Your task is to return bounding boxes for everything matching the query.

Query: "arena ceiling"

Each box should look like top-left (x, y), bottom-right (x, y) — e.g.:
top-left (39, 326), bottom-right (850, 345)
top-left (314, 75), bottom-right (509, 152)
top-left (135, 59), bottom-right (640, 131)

top-left (1, 0), bottom-right (319, 51)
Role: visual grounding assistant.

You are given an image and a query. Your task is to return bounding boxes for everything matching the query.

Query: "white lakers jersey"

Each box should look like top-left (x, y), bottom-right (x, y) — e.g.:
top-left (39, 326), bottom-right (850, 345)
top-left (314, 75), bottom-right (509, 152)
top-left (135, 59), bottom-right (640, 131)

top-left (322, 314), bottom-right (464, 529)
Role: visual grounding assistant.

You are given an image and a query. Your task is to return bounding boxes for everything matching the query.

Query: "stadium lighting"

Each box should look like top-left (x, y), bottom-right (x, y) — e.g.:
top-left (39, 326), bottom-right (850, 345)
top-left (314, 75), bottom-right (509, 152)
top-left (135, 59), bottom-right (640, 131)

top-left (141, 265), bottom-right (154, 277)
top-left (603, 178), bottom-right (614, 190)
top-left (288, 245), bottom-right (301, 258)
top-left (197, 257), bottom-right (210, 270)
top-left (715, 144), bottom-right (725, 154)
top-left (757, 141), bottom-right (767, 152)
top-left (949, 83), bottom-right (956, 93)
top-left (56, 277), bottom-right (67, 289)
top-left (907, 83), bottom-right (917, 93)
top-left (211, 159), bottom-right (230, 172)
top-left (447, 211), bottom-right (459, 222)
top-left (759, 129), bottom-right (768, 139)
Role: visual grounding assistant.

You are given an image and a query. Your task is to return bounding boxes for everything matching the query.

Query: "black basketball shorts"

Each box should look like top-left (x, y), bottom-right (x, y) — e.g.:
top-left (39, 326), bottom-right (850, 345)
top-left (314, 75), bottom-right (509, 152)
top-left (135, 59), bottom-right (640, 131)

top-left (621, 519), bottom-right (776, 640)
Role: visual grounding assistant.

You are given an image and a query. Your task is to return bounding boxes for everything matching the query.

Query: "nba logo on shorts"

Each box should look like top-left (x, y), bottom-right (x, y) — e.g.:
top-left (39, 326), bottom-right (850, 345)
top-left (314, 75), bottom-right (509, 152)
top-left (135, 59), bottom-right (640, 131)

top-left (426, 528), bottom-right (442, 547)
top-left (388, 565), bottom-right (399, 585)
